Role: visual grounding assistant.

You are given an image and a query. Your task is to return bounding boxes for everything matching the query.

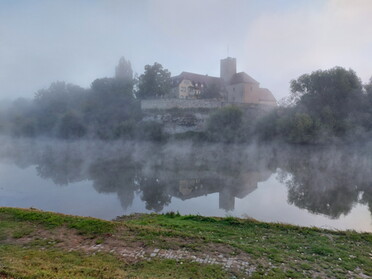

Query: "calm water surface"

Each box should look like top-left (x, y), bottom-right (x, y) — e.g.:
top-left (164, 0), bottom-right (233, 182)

top-left (0, 137), bottom-right (371, 232)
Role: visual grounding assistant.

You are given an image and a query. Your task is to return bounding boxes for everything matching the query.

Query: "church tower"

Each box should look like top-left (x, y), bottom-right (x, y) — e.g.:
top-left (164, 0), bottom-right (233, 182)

top-left (220, 57), bottom-right (236, 84)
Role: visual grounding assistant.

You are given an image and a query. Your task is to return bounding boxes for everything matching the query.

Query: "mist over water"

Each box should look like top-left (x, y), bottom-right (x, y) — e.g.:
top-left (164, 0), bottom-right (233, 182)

top-left (0, 137), bottom-right (371, 232)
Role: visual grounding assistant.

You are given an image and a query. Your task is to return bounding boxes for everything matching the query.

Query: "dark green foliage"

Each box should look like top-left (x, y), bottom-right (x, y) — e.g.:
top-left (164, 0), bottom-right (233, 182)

top-left (57, 111), bottom-right (86, 139)
top-left (86, 77), bottom-right (141, 139)
top-left (172, 131), bottom-right (208, 141)
top-left (135, 121), bottom-right (166, 142)
top-left (258, 67), bottom-right (372, 144)
top-left (137, 62), bottom-right (172, 99)
top-left (289, 67), bottom-right (366, 139)
top-left (182, 215), bottom-right (218, 223)
top-left (290, 67), bottom-right (363, 117)
top-left (164, 211), bottom-right (181, 218)
top-left (114, 119), bottom-right (136, 139)
top-left (34, 82), bottom-right (87, 135)
top-left (207, 106), bottom-right (243, 142)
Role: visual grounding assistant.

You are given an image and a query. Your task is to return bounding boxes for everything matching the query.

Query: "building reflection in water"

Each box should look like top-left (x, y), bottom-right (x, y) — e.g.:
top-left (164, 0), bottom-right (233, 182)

top-left (2, 139), bottom-right (372, 218)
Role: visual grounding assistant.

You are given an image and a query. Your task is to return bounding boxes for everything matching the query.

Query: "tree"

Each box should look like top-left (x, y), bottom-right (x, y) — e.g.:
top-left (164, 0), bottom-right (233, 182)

top-left (86, 77), bottom-right (141, 139)
top-left (365, 77), bottom-right (372, 95)
top-left (287, 113), bottom-right (318, 144)
top-left (35, 82), bottom-right (86, 114)
top-left (281, 67), bottom-right (366, 141)
top-left (207, 106), bottom-right (243, 142)
top-left (57, 111), bottom-right (86, 139)
top-left (290, 67), bottom-right (364, 119)
top-left (360, 77), bottom-right (372, 131)
top-left (33, 82), bottom-right (87, 134)
top-left (115, 57), bottom-right (133, 83)
top-left (137, 63), bottom-right (171, 99)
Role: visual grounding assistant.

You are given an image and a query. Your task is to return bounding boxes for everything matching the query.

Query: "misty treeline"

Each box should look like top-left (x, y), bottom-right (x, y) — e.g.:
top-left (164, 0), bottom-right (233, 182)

top-left (0, 57), bottom-right (372, 144)
top-left (0, 57), bottom-right (167, 141)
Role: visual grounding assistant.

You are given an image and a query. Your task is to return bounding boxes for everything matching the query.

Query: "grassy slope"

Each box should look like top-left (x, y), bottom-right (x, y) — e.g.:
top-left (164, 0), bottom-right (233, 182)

top-left (0, 207), bottom-right (371, 279)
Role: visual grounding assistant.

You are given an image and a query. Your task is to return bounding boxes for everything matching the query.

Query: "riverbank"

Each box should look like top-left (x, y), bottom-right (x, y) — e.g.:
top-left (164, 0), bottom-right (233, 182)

top-left (0, 207), bottom-right (371, 278)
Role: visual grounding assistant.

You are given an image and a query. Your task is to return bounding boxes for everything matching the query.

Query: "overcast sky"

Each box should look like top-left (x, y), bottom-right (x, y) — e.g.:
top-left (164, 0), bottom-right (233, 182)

top-left (1, 0), bottom-right (371, 101)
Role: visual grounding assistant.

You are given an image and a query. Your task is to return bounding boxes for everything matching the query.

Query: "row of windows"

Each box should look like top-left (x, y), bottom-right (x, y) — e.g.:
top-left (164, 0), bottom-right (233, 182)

top-left (180, 86), bottom-right (201, 93)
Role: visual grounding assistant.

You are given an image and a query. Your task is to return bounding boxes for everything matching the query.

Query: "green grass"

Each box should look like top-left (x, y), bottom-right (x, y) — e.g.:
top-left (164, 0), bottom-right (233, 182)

top-left (0, 207), bottom-right (115, 236)
top-left (126, 259), bottom-right (230, 279)
top-left (0, 245), bottom-right (127, 279)
top-left (0, 245), bottom-right (230, 279)
top-left (0, 208), bottom-right (371, 278)
top-left (125, 213), bottom-right (372, 278)
top-left (0, 219), bottom-right (35, 241)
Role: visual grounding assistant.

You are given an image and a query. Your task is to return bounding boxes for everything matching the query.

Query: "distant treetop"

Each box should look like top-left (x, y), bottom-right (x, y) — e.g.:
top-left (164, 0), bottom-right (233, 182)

top-left (115, 57), bottom-right (133, 82)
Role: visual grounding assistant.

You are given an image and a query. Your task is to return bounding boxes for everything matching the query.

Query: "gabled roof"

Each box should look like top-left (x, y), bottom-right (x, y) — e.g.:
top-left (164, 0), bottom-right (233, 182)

top-left (172, 72), bottom-right (223, 87)
top-left (230, 72), bottom-right (259, 85)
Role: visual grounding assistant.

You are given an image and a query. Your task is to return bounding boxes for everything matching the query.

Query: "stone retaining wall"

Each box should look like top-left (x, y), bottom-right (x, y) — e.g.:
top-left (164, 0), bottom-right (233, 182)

top-left (141, 99), bottom-right (223, 110)
top-left (141, 98), bottom-right (273, 111)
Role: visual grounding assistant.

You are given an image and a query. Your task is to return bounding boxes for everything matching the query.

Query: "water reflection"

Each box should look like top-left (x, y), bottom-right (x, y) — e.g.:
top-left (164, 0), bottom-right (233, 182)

top-left (0, 138), bottom-right (371, 220)
top-left (86, 143), bottom-right (274, 212)
top-left (276, 147), bottom-right (372, 219)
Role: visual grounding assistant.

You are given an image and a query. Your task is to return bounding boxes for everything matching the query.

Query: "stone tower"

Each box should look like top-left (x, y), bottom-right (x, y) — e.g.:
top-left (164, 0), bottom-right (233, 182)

top-left (220, 57), bottom-right (237, 84)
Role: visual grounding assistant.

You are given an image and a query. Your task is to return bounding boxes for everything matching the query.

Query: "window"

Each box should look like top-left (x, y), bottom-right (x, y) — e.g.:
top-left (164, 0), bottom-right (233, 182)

top-left (233, 87), bottom-right (235, 92)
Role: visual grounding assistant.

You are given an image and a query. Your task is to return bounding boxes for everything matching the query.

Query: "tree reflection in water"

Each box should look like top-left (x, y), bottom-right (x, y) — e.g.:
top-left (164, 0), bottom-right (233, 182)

top-left (2, 139), bottom-right (371, 218)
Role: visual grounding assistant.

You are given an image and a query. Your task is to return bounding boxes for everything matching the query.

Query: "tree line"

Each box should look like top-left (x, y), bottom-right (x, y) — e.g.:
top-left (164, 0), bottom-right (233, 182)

top-left (0, 57), bottom-right (371, 144)
top-left (0, 58), bottom-right (171, 140)
top-left (256, 67), bottom-right (372, 144)
top-left (205, 67), bottom-right (372, 144)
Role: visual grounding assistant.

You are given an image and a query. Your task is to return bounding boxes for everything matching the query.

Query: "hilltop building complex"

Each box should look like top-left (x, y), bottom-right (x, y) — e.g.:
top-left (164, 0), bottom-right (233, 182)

top-left (141, 58), bottom-right (277, 134)
top-left (170, 57), bottom-right (277, 106)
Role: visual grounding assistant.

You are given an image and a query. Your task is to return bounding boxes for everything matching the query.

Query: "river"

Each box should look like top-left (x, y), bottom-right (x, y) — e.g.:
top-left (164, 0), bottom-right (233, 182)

top-left (0, 137), bottom-right (371, 232)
